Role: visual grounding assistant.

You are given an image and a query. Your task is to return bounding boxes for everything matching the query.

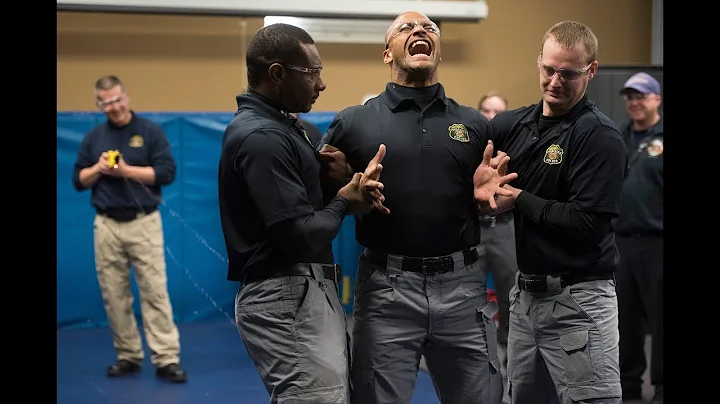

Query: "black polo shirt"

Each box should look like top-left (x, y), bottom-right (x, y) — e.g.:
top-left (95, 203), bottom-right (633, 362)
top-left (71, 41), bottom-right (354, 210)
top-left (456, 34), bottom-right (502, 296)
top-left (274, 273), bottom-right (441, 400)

top-left (321, 82), bottom-right (490, 257)
top-left (615, 117), bottom-right (664, 235)
top-left (218, 90), bottom-right (333, 282)
top-left (72, 113), bottom-right (176, 210)
top-left (492, 95), bottom-right (627, 275)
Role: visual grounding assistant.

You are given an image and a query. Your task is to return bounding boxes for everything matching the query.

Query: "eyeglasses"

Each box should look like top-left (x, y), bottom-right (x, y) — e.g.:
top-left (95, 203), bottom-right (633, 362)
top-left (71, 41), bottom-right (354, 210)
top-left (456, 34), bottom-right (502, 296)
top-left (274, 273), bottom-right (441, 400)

top-left (622, 92), bottom-right (652, 101)
top-left (284, 64), bottom-right (323, 80)
top-left (386, 20), bottom-right (441, 48)
top-left (537, 54), bottom-right (592, 82)
top-left (96, 93), bottom-right (126, 110)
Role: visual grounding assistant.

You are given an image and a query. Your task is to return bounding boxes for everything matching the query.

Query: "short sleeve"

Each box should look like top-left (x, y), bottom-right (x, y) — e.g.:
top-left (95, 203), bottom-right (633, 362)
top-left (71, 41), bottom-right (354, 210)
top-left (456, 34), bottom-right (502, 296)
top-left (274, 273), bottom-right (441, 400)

top-left (316, 113), bottom-right (345, 152)
top-left (236, 130), bottom-right (314, 227)
top-left (568, 125), bottom-right (628, 215)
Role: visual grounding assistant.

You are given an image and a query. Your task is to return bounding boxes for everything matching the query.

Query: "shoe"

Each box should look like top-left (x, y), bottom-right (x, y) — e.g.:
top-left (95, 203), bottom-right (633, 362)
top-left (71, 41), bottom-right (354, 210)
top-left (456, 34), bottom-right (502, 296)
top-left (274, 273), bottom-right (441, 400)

top-left (156, 363), bottom-right (187, 383)
top-left (107, 359), bottom-right (141, 377)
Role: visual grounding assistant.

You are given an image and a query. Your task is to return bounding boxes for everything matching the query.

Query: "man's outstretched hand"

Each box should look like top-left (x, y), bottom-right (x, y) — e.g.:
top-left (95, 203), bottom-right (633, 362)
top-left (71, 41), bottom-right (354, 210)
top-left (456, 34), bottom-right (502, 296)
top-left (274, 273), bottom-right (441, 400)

top-left (359, 144), bottom-right (390, 214)
top-left (473, 141), bottom-right (518, 210)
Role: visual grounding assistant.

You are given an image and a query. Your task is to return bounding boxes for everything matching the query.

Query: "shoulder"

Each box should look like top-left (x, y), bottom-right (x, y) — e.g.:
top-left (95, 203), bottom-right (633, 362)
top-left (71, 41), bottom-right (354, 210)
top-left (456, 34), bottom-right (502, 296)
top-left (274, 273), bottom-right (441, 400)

top-left (576, 108), bottom-right (624, 145)
top-left (492, 105), bottom-right (534, 132)
top-left (134, 115), bottom-right (164, 133)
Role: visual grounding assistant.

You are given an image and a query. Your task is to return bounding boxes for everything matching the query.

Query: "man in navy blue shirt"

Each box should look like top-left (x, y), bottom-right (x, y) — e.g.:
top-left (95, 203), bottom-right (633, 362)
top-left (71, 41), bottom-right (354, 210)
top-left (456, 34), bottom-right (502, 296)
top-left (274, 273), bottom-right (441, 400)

top-left (73, 75), bottom-right (186, 383)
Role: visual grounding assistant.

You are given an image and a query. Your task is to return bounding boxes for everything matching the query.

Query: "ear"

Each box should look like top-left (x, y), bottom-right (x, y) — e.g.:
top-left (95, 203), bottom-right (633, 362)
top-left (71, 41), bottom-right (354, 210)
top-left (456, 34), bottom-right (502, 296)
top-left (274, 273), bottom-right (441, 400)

top-left (588, 60), bottom-right (599, 80)
top-left (383, 48), bottom-right (392, 65)
top-left (268, 63), bottom-right (285, 85)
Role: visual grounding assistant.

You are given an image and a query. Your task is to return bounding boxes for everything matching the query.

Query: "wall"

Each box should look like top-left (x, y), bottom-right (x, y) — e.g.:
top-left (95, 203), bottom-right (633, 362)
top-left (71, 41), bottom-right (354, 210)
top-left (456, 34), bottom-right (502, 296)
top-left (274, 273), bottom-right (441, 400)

top-left (57, 0), bottom-right (652, 112)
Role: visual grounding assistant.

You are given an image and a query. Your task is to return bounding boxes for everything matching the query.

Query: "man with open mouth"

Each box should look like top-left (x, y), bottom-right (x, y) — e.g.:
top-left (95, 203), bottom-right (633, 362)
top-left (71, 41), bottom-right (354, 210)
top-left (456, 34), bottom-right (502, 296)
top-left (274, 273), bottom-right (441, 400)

top-left (317, 11), bottom-right (511, 404)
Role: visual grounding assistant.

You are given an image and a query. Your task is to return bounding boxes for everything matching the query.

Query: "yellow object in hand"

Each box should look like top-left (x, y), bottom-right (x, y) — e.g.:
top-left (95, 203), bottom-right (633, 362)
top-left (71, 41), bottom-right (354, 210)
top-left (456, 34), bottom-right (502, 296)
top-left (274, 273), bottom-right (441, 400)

top-left (107, 150), bottom-right (121, 168)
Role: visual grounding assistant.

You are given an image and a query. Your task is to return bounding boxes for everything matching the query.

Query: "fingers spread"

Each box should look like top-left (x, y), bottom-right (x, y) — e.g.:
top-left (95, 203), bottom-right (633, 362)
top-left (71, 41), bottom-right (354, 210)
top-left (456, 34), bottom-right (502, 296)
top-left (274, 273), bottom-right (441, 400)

top-left (482, 141), bottom-right (494, 166)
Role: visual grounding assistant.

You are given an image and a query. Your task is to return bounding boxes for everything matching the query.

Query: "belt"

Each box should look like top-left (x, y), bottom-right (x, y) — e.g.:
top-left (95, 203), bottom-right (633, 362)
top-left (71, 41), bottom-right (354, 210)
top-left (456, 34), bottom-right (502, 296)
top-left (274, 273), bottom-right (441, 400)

top-left (617, 230), bottom-right (663, 238)
top-left (241, 263), bottom-right (341, 284)
top-left (518, 272), bottom-right (614, 294)
top-left (364, 247), bottom-right (480, 275)
top-left (97, 206), bottom-right (157, 222)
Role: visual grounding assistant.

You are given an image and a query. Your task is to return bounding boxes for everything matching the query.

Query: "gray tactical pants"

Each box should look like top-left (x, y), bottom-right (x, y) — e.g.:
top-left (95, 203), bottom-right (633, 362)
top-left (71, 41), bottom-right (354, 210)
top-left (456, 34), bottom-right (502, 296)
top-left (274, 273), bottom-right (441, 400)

top-left (235, 265), bottom-right (350, 404)
top-left (507, 272), bottom-right (622, 404)
top-left (351, 248), bottom-right (504, 404)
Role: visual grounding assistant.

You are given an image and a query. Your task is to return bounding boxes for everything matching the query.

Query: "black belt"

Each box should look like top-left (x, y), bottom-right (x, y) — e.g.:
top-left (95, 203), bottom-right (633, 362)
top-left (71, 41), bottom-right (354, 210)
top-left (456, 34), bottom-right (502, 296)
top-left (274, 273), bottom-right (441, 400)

top-left (617, 230), bottom-right (663, 238)
top-left (518, 272), bottom-right (614, 293)
top-left (97, 206), bottom-right (157, 222)
top-left (241, 263), bottom-right (341, 284)
top-left (364, 247), bottom-right (479, 275)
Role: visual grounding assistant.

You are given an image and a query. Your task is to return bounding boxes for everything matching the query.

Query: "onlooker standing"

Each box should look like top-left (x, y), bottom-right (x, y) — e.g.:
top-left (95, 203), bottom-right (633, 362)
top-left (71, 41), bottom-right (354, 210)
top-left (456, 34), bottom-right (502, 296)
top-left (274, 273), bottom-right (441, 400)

top-left (615, 72), bottom-right (664, 404)
top-left (72, 75), bottom-right (187, 383)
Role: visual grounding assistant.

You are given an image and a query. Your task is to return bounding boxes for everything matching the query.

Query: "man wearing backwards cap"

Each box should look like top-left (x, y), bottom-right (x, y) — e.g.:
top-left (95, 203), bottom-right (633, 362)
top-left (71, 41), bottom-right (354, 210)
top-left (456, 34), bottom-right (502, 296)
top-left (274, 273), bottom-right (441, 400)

top-left (614, 71), bottom-right (664, 404)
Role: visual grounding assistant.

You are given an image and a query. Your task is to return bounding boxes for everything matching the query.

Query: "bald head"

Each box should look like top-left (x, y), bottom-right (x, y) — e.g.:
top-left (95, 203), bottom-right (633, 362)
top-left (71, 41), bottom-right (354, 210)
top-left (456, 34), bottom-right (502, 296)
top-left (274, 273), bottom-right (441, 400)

top-left (385, 11), bottom-right (431, 44)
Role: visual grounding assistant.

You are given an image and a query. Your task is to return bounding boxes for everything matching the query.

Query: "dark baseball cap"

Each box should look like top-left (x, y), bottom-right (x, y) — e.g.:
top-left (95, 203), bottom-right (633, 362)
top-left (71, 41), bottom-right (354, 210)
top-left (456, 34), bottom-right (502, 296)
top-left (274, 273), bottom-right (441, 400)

top-left (620, 72), bottom-right (661, 95)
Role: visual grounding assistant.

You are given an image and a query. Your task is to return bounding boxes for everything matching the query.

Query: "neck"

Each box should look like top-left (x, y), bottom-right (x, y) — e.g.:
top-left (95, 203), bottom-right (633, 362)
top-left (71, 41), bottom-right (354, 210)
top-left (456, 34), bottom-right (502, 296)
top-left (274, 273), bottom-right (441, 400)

top-left (250, 85), bottom-right (285, 111)
top-left (111, 112), bottom-right (132, 127)
top-left (632, 113), bottom-right (660, 131)
top-left (392, 69), bottom-right (438, 88)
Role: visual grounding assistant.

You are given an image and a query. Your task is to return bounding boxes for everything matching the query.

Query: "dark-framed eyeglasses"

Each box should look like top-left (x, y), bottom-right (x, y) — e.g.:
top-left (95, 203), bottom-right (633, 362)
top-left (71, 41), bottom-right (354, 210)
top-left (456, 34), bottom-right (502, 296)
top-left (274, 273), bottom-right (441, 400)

top-left (622, 92), bottom-right (652, 101)
top-left (537, 54), bottom-right (592, 82)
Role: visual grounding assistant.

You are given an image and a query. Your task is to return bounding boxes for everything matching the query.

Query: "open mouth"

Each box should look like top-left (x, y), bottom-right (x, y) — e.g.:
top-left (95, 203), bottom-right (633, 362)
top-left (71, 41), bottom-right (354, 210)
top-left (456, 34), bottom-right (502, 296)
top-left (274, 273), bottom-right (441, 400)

top-left (407, 39), bottom-right (432, 59)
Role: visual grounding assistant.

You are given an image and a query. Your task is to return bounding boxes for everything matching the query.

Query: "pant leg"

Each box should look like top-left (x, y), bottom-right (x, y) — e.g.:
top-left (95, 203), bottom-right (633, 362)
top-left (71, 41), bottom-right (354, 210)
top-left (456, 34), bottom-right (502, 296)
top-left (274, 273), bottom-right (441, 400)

top-left (123, 211), bottom-right (181, 367)
top-left (507, 279), bottom-right (560, 404)
top-left (350, 254), bottom-right (426, 404)
top-left (634, 236), bottom-right (663, 389)
top-left (236, 270), bottom-right (349, 403)
top-left (481, 214), bottom-right (518, 347)
top-left (423, 260), bottom-right (504, 404)
top-left (536, 280), bottom-right (622, 404)
top-left (615, 236), bottom-right (647, 398)
top-left (93, 214), bottom-right (144, 365)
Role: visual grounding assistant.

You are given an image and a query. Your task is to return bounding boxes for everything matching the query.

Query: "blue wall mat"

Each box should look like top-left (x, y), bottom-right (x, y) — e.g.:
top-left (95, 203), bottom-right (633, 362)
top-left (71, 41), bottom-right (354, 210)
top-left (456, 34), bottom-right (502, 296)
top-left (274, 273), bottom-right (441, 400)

top-left (57, 111), bottom-right (376, 330)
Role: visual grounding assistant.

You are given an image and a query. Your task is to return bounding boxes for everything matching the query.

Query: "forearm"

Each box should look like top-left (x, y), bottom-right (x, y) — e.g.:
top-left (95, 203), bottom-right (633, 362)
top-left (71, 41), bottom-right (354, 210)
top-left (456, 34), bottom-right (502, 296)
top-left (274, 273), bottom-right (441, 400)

top-left (514, 191), bottom-right (610, 241)
top-left (124, 166), bottom-right (156, 185)
top-left (77, 165), bottom-right (102, 189)
top-left (268, 196), bottom-right (349, 261)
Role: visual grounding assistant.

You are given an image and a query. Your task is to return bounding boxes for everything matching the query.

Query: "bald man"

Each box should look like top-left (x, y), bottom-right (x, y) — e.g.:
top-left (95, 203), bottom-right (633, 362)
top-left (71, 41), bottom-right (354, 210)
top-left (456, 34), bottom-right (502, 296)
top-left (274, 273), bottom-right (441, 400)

top-left (317, 11), bottom-right (508, 404)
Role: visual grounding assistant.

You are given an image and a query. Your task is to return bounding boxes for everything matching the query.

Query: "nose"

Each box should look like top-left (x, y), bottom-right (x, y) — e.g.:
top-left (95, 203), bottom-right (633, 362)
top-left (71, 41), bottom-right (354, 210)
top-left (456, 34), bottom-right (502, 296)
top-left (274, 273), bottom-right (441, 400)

top-left (317, 78), bottom-right (327, 92)
top-left (549, 73), bottom-right (563, 87)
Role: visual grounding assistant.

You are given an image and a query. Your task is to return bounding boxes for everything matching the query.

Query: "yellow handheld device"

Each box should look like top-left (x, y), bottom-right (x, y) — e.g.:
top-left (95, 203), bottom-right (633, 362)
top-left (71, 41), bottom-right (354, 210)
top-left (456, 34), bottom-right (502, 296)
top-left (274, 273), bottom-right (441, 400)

top-left (107, 150), bottom-right (121, 168)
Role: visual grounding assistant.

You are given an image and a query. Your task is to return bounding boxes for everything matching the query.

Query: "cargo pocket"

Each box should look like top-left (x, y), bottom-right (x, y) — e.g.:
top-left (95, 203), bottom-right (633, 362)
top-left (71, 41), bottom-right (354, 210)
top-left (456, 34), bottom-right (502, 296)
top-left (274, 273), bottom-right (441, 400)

top-left (477, 300), bottom-right (500, 370)
top-left (276, 384), bottom-right (347, 404)
top-left (560, 329), bottom-right (593, 385)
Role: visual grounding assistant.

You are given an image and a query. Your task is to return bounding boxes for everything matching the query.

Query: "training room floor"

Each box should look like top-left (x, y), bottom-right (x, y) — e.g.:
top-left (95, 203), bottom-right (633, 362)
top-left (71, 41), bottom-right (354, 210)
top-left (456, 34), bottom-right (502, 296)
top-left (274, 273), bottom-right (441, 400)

top-left (57, 319), bottom-right (440, 404)
top-left (57, 319), bottom-right (655, 404)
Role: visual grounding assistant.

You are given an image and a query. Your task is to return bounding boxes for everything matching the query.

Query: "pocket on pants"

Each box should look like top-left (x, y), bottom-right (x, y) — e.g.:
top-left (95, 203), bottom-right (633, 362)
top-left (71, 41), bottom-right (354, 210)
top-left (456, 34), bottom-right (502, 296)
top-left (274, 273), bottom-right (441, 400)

top-left (476, 300), bottom-right (500, 368)
top-left (560, 328), bottom-right (593, 384)
top-left (290, 278), bottom-right (316, 323)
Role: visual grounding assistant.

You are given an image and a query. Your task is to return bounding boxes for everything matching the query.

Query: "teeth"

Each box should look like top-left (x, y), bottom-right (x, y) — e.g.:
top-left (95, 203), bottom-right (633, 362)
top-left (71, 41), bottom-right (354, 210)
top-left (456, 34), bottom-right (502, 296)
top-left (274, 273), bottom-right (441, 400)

top-left (411, 40), bottom-right (428, 48)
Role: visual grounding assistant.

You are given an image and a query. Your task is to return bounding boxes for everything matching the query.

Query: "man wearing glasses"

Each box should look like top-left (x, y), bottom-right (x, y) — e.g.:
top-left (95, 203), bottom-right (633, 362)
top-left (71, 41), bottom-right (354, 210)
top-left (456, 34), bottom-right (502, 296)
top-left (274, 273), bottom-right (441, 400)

top-left (72, 75), bottom-right (187, 383)
top-left (614, 72), bottom-right (663, 404)
top-left (317, 11), bottom-right (513, 404)
top-left (218, 24), bottom-right (379, 403)
top-left (488, 21), bottom-right (627, 403)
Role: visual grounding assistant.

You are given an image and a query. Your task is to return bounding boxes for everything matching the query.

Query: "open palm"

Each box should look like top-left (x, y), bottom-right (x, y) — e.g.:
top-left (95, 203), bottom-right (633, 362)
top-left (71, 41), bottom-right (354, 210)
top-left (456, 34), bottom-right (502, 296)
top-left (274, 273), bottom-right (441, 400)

top-left (473, 141), bottom-right (518, 210)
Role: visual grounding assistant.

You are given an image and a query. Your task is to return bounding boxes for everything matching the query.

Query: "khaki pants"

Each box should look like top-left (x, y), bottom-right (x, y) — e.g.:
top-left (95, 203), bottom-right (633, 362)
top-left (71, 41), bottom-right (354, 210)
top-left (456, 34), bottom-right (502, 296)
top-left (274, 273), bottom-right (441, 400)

top-left (93, 210), bottom-right (180, 367)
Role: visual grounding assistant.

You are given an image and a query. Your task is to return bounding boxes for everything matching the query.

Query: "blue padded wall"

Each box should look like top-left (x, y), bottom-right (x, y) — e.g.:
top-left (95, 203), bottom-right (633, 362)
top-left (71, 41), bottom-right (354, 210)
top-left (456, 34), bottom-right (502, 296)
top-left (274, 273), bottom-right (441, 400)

top-left (56, 112), bottom-right (366, 330)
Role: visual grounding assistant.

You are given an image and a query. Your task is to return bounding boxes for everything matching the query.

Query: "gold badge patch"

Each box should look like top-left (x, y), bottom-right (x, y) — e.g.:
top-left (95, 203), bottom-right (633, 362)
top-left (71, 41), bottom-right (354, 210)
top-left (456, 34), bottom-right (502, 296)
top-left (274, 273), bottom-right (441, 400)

top-left (448, 123), bottom-right (469, 142)
top-left (543, 144), bottom-right (564, 165)
top-left (129, 135), bottom-right (144, 148)
top-left (647, 139), bottom-right (663, 157)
